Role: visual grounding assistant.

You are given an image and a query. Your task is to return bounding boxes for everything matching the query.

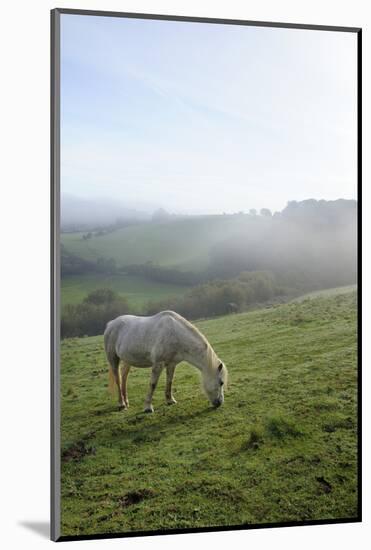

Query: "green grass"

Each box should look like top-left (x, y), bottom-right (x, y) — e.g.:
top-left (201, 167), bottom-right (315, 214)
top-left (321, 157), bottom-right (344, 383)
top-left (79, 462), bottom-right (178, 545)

top-left (291, 285), bottom-right (356, 302)
top-left (60, 291), bottom-right (358, 536)
top-left (61, 215), bottom-right (255, 270)
top-left (61, 273), bottom-right (189, 310)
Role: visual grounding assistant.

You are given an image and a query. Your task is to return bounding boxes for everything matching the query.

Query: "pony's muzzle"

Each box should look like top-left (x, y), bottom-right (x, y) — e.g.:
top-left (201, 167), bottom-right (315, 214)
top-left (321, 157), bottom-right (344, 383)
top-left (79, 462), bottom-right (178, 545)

top-left (212, 398), bottom-right (222, 408)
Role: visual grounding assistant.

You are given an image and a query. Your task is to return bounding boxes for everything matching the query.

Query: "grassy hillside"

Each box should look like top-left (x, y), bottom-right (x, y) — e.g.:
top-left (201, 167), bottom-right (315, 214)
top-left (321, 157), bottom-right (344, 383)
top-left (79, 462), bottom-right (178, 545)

top-left (60, 291), bottom-right (358, 536)
top-left (292, 285), bottom-right (357, 302)
top-left (61, 215), bottom-right (252, 270)
top-left (61, 273), bottom-right (190, 309)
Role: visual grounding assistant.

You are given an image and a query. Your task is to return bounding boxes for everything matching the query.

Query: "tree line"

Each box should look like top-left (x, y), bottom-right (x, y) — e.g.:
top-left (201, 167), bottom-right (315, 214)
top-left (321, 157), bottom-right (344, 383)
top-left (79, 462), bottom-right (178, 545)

top-left (61, 271), bottom-right (281, 338)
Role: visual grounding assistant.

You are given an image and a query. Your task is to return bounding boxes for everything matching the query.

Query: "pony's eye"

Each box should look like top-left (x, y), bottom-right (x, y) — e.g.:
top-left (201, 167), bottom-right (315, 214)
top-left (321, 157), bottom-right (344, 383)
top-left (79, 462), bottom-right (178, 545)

top-left (220, 381), bottom-right (224, 386)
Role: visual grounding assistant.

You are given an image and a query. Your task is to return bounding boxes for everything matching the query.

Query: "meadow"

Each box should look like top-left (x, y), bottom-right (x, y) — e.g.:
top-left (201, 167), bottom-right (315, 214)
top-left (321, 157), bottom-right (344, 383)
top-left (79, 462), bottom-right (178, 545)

top-left (60, 289), bottom-right (358, 536)
top-left (61, 272), bottom-right (189, 309)
top-left (61, 215), bottom-right (257, 271)
top-left (60, 215), bottom-right (241, 310)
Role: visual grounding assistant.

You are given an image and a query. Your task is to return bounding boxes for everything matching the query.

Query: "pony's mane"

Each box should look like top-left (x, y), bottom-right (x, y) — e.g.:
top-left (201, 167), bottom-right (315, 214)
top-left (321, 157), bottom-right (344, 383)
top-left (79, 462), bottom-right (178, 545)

top-left (159, 311), bottom-right (212, 355)
top-left (158, 311), bottom-right (228, 383)
top-left (206, 342), bottom-right (220, 370)
top-left (160, 311), bottom-right (223, 372)
top-left (160, 310), bottom-right (209, 343)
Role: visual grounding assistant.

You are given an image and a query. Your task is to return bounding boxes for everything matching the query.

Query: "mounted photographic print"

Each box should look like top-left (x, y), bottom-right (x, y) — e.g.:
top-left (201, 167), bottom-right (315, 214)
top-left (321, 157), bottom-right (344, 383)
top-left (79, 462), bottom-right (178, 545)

top-left (51, 8), bottom-right (361, 542)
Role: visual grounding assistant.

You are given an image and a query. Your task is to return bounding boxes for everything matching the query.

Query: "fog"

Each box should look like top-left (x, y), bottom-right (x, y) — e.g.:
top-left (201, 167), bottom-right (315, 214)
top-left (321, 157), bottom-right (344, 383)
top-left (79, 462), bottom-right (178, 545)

top-left (61, 194), bottom-right (154, 230)
top-left (207, 199), bottom-right (357, 289)
top-left (62, 195), bottom-right (357, 292)
top-left (61, 197), bottom-right (356, 336)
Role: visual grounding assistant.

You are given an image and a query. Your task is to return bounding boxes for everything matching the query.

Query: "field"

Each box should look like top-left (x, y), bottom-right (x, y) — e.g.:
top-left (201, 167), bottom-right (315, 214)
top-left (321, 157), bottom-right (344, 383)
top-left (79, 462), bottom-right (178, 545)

top-left (61, 215), bottom-right (254, 270)
top-left (61, 216), bottom-right (239, 309)
top-left (61, 273), bottom-right (189, 309)
top-left (60, 290), bottom-right (358, 536)
top-left (292, 285), bottom-right (357, 302)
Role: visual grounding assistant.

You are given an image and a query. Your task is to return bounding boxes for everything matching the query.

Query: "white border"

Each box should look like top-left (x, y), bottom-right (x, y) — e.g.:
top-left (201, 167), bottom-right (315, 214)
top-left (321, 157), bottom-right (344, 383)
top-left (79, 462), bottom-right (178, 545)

top-left (1, 1), bottom-right (369, 548)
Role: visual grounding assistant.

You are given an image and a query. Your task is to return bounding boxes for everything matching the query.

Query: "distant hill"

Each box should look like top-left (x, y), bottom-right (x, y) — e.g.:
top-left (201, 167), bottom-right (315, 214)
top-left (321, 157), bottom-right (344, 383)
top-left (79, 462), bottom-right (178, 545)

top-left (61, 199), bottom-right (357, 280)
top-left (61, 213), bottom-right (249, 270)
top-left (61, 194), bottom-right (152, 231)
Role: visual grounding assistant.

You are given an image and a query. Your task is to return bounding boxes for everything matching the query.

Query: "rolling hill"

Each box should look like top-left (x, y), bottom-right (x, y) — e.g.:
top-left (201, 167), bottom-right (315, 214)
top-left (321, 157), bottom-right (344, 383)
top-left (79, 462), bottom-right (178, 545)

top-left (61, 214), bottom-right (254, 271)
top-left (60, 289), bottom-right (358, 536)
top-left (61, 273), bottom-right (190, 309)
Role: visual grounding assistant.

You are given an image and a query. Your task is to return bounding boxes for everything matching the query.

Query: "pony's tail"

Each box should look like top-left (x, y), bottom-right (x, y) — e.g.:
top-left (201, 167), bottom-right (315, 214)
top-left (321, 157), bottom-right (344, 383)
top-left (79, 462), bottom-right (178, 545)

top-left (107, 355), bottom-right (120, 397)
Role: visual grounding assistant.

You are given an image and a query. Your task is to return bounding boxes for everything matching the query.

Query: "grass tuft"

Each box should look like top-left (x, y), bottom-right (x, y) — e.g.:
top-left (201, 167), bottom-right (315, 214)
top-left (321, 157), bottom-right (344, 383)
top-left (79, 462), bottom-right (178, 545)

top-left (241, 426), bottom-right (264, 451)
top-left (265, 415), bottom-right (304, 439)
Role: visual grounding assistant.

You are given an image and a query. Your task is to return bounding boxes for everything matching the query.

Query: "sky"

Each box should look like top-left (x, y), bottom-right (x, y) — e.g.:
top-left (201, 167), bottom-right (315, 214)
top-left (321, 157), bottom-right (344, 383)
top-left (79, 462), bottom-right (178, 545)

top-left (60, 14), bottom-right (357, 214)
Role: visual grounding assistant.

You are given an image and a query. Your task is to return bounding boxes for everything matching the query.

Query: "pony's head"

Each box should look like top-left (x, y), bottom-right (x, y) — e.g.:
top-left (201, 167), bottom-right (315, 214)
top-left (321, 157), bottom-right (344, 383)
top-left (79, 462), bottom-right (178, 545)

top-left (202, 358), bottom-right (228, 408)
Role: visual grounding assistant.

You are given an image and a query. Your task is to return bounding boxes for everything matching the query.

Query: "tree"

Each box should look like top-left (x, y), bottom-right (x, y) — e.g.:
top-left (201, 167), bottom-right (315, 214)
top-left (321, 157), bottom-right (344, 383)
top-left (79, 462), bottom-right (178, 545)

top-left (260, 208), bottom-right (272, 217)
top-left (84, 288), bottom-right (118, 305)
top-left (61, 289), bottom-right (130, 338)
top-left (152, 208), bottom-right (170, 222)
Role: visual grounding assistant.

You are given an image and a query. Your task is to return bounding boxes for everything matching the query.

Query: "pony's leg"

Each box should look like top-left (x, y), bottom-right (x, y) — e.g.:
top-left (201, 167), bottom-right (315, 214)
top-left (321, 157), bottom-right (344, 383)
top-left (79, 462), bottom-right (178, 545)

top-left (144, 364), bottom-right (164, 413)
top-left (121, 363), bottom-right (131, 408)
top-left (165, 364), bottom-right (177, 405)
top-left (109, 356), bottom-right (126, 410)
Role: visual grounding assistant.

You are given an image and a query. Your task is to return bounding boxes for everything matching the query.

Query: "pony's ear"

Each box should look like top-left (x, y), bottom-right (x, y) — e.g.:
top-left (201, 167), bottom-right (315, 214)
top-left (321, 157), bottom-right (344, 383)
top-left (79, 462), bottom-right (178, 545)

top-left (218, 363), bottom-right (223, 372)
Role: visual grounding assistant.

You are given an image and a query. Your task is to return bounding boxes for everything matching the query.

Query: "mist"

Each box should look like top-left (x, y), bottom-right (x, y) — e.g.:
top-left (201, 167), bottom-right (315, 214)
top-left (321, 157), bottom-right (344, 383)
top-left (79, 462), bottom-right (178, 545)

top-left (61, 194), bottom-right (155, 231)
top-left (208, 198), bottom-right (357, 288)
top-left (62, 197), bottom-right (357, 290)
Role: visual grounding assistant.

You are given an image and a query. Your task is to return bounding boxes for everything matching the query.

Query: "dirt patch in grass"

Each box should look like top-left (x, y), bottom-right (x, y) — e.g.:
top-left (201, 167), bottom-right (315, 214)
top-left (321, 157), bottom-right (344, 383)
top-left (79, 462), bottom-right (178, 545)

top-left (119, 488), bottom-right (156, 508)
top-left (323, 416), bottom-right (354, 433)
top-left (62, 440), bottom-right (96, 462)
top-left (316, 476), bottom-right (332, 494)
top-left (240, 426), bottom-right (264, 451)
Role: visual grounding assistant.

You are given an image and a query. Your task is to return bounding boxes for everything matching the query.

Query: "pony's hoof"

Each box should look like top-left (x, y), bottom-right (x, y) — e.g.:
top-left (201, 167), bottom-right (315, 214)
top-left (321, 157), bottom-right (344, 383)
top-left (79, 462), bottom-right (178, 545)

top-left (166, 398), bottom-right (177, 405)
top-left (118, 404), bottom-right (127, 411)
top-left (144, 406), bottom-right (154, 413)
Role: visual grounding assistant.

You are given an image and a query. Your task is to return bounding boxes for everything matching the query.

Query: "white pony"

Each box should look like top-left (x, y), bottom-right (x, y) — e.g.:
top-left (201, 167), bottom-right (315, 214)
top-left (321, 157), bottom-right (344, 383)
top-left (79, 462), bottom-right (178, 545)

top-left (104, 310), bottom-right (228, 413)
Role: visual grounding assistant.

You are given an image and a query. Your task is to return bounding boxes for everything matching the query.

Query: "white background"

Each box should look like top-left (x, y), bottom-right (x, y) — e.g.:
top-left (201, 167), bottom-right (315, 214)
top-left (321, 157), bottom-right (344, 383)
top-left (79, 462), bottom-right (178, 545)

top-left (0, 0), bottom-right (368, 548)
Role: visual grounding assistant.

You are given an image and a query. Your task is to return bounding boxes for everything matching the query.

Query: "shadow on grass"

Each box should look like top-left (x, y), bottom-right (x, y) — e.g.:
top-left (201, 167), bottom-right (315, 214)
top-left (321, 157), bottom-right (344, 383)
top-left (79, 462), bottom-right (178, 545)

top-left (65, 404), bottom-right (218, 451)
top-left (108, 405), bottom-right (216, 444)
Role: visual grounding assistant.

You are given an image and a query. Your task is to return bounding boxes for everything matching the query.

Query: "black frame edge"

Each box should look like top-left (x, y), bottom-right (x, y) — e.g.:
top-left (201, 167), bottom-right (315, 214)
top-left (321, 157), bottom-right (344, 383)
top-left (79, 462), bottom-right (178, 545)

top-left (51, 7), bottom-right (61, 543)
top-left (54, 8), bottom-right (360, 33)
top-left (356, 27), bottom-right (362, 523)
